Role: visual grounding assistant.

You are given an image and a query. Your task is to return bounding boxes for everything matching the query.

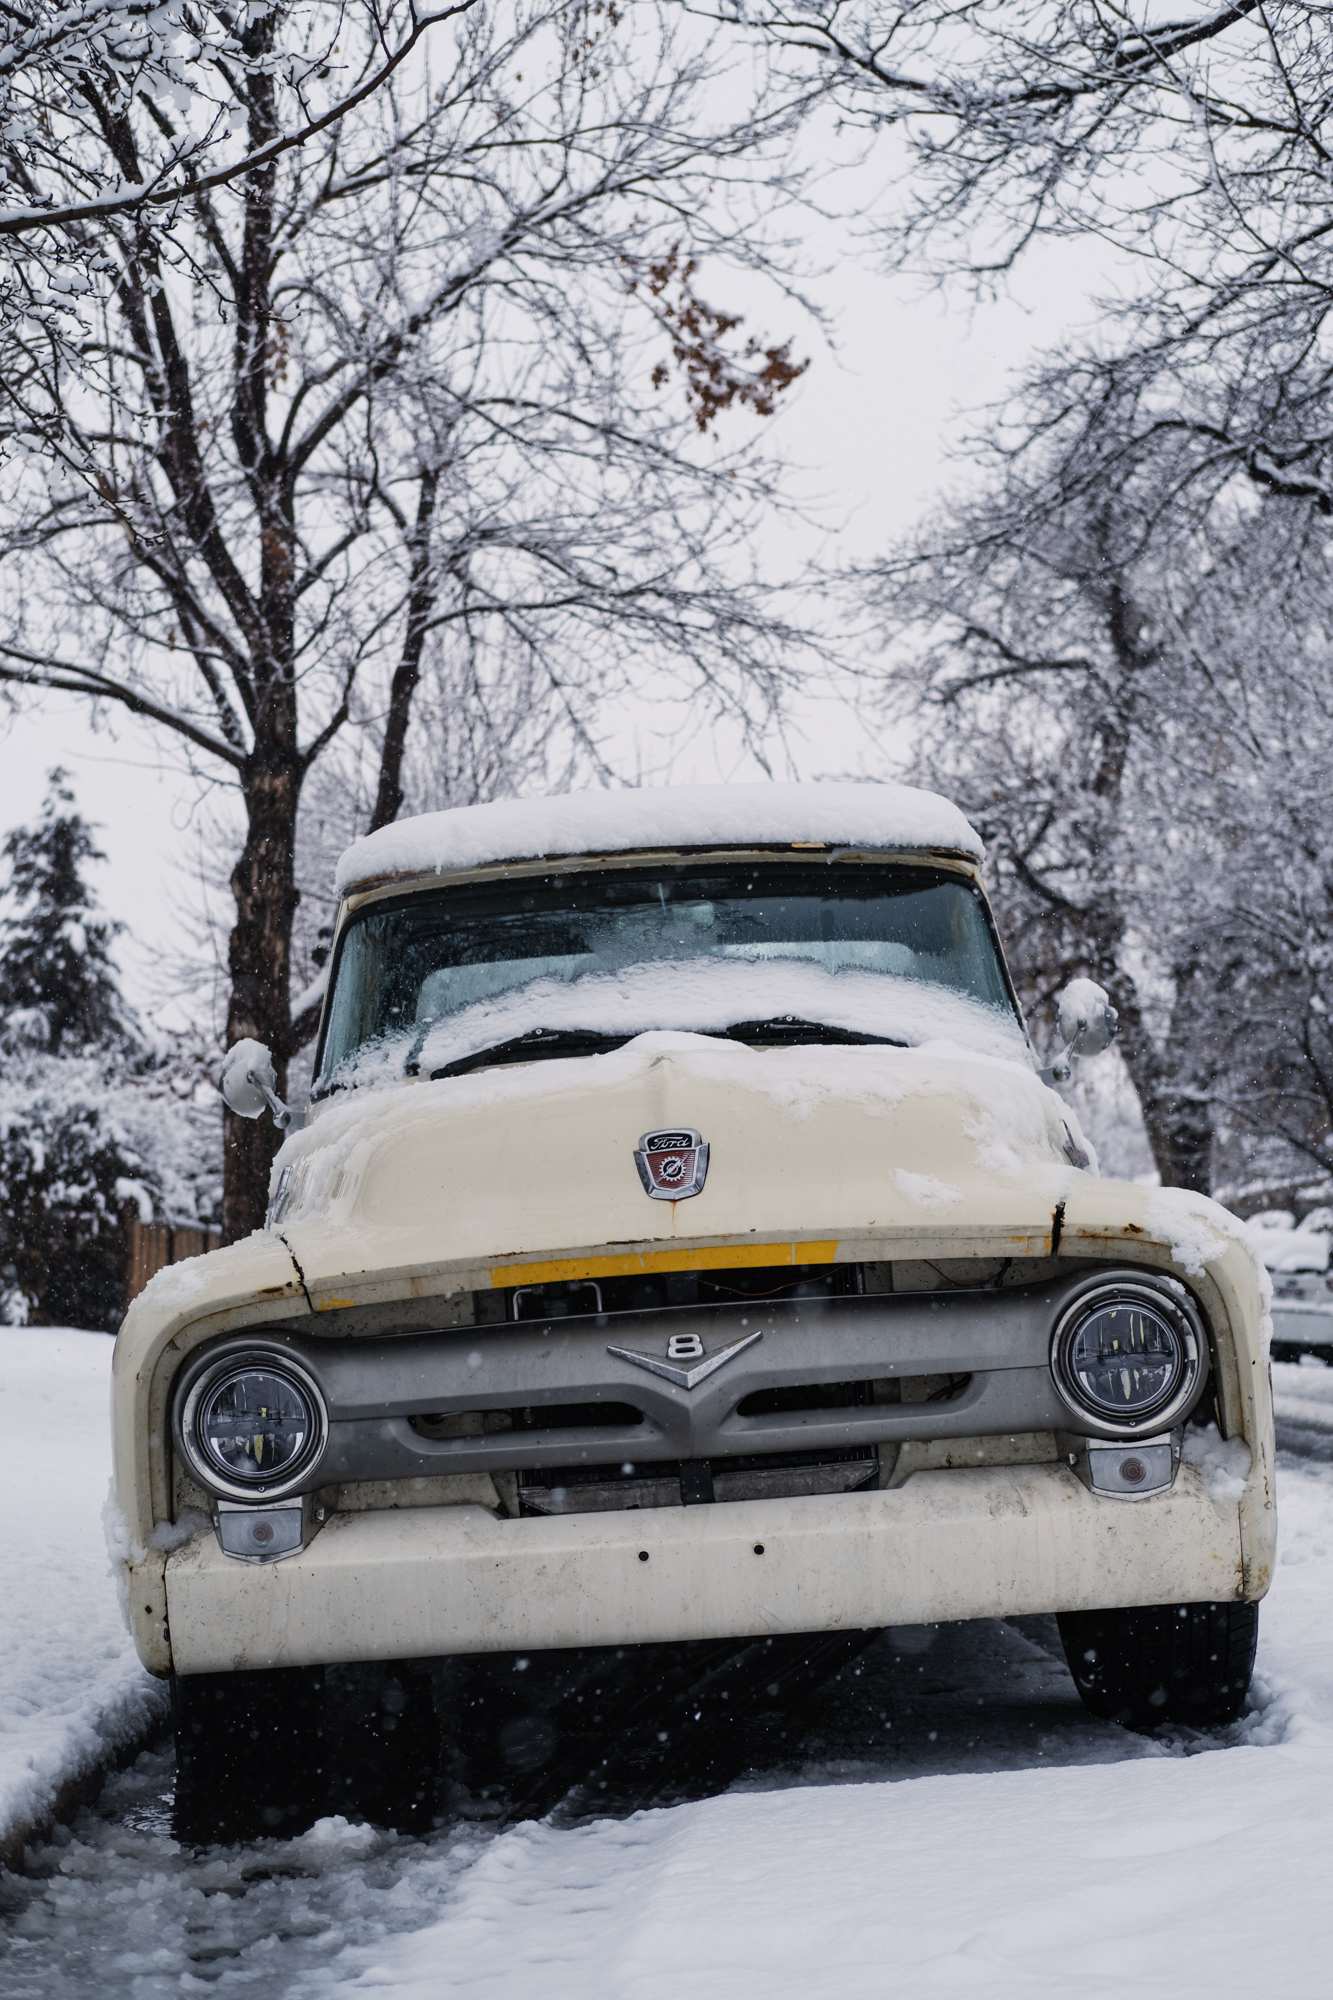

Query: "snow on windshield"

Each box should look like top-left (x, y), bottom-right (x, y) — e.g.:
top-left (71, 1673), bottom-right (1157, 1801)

top-left (336, 957), bottom-right (1027, 1088)
top-left (319, 857), bottom-right (1013, 1082)
top-left (335, 780), bottom-right (983, 893)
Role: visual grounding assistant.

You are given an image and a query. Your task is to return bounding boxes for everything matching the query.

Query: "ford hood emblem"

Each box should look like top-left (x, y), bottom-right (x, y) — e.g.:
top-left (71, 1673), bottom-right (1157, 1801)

top-left (634, 1127), bottom-right (710, 1201)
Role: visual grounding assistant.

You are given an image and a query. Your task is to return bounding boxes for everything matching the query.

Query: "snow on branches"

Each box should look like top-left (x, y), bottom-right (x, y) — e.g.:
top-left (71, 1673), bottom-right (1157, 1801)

top-left (0, 2), bottom-right (479, 358)
top-left (0, 2), bottom-right (829, 1237)
top-left (742, 3), bottom-right (1333, 525)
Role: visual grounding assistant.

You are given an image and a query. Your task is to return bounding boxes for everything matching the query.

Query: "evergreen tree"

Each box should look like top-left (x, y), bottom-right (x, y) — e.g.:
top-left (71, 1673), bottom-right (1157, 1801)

top-left (0, 769), bottom-right (135, 1056)
top-left (0, 772), bottom-right (163, 1327)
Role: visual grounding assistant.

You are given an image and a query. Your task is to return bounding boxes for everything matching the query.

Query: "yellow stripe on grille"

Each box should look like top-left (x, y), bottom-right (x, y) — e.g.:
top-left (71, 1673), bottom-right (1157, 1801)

top-left (491, 1240), bottom-right (840, 1288)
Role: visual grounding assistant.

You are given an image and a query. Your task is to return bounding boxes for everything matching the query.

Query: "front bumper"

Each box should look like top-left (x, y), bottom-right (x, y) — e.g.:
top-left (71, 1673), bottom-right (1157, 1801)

top-left (160, 1460), bottom-right (1251, 1675)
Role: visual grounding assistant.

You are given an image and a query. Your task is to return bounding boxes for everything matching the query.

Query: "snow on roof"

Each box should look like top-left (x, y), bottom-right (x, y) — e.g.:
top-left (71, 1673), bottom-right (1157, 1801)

top-left (335, 780), bottom-right (983, 896)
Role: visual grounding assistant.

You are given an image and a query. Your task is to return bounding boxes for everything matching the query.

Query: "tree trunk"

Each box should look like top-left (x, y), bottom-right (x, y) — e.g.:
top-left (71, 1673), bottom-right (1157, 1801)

top-left (369, 467), bottom-right (439, 834)
top-left (1144, 956), bottom-right (1218, 1196)
top-left (1110, 957), bottom-right (1216, 1196)
top-left (223, 762), bottom-right (301, 1241)
top-left (1142, 1088), bottom-right (1214, 1195)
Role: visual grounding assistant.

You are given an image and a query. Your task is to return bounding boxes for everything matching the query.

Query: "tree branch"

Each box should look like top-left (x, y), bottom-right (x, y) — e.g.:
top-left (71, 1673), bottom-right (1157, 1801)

top-left (0, 2), bottom-right (484, 239)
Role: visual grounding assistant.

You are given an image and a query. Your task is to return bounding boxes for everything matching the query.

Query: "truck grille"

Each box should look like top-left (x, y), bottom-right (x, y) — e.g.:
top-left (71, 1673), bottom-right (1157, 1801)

top-left (233, 1276), bottom-right (1072, 1500)
top-left (408, 1375), bottom-right (971, 1457)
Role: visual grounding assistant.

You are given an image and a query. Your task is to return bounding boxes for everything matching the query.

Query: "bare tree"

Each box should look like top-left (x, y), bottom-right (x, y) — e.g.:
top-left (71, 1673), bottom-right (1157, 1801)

top-left (1, 3), bottom-right (481, 343)
top-left (0, 1), bottom-right (826, 1237)
top-left (873, 374), bottom-right (1333, 1197)
top-left (288, 630), bottom-right (562, 1034)
top-left (875, 489), bottom-right (1220, 1187)
top-left (727, 2), bottom-right (1333, 523)
top-left (706, 2), bottom-right (1333, 1199)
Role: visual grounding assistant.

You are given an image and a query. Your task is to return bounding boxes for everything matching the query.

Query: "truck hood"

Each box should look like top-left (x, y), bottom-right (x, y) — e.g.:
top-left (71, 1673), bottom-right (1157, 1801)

top-left (274, 1030), bottom-right (1093, 1296)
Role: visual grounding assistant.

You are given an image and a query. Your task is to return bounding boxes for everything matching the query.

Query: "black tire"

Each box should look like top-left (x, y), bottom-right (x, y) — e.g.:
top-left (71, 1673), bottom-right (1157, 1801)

top-left (172, 1664), bottom-right (328, 1844)
top-left (173, 1659), bottom-right (440, 1843)
top-left (1057, 1599), bottom-right (1259, 1731)
top-left (324, 1661), bottom-right (439, 1832)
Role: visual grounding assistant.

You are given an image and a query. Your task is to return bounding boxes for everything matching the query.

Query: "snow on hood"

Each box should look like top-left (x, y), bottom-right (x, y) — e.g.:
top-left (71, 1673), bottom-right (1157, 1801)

top-left (1141, 1188), bottom-right (1274, 1329)
top-left (334, 958), bottom-right (1028, 1088)
top-left (335, 780), bottom-right (983, 894)
top-left (277, 1028), bottom-right (1090, 1249)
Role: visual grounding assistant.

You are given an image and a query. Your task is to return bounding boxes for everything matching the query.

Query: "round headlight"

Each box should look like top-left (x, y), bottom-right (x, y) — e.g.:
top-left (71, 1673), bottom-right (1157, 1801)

top-left (181, 1353), bottom-right (325, 1496)
top-left (1051, 1283), bottom-right (1202, 1434)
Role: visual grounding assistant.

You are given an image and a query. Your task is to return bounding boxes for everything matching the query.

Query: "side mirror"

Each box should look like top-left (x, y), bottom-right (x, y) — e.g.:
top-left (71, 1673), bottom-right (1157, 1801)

top-left (220, 1038), bottom-right (292, 1130)
top-left (1057, 977), bottom-right (1119, 1058)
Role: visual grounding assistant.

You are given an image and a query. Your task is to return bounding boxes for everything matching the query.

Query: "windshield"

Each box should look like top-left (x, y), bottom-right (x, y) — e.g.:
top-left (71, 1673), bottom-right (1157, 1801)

top-left (317, 861), bottom-right (1019, 1085)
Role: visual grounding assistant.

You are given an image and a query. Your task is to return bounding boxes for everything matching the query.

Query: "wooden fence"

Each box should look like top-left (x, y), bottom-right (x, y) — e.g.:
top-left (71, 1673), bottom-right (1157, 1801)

top-left (126, 1217), bottom-right (222, 1301)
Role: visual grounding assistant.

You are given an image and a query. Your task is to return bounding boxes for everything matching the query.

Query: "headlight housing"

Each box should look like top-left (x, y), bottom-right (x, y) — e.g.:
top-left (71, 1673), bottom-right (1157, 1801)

top-left (1050, 1279), bottom-right (1204, 1437)
top-left (177, 1349), bottom-right (326, 1501)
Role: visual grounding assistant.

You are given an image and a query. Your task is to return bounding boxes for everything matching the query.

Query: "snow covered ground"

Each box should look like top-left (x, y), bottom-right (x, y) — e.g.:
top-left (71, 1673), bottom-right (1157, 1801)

top-left (304, 1459), bottom-right (1333, 2000)
top-left (5, 1343), bottom-right (1333, 1996)
top-left (0, 1327), bottom-right (164, 1862)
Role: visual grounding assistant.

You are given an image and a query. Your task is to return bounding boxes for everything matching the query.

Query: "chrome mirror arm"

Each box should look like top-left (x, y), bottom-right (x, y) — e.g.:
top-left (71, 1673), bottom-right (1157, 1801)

top-left (248, 1069), bottom-right (292, 1131)
top-left (220, 1038), bottom-right (293, 1130)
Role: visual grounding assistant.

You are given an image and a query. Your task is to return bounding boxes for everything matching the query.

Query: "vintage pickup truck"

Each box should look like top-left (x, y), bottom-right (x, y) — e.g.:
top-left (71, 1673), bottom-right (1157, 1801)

top-left (111, 781), bottom-right (1275, 1836)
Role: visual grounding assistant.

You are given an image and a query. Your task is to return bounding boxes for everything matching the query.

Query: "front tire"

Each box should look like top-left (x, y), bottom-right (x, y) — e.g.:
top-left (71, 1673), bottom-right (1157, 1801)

top-left (172, 1664), bottom-right (328, 1844)
top-left (1057, 1599), bottom-right (1259, 1730)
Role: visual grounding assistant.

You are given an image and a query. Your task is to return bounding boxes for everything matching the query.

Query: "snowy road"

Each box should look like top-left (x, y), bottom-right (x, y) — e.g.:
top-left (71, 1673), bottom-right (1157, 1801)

top-left (4, 1422), bottom-right (1333, 1998)
top-left (0, 1612), bottom-right (1266, 1999)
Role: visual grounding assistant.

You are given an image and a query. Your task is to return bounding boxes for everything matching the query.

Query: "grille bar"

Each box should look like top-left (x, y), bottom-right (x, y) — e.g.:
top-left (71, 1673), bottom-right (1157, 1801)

top-left (518, 1446), bottom-right (881, 1516)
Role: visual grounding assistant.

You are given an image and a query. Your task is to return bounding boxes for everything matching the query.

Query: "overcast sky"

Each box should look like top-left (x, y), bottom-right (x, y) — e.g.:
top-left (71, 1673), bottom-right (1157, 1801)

top-left (0, 186), bottom-right (1103, 1012)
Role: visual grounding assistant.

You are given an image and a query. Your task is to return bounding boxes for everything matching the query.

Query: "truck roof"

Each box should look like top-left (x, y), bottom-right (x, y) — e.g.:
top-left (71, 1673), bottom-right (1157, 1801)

top-left (335, 779), bottom-right (984, 896)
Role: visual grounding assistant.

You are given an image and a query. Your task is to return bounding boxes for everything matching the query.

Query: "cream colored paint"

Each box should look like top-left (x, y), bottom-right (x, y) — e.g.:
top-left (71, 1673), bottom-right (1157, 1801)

top-left (162, 1464), bottom-right (1246, 1675)
top-left (112, 1187), bottom-right (1275, 1677)
top-left (271, 1040), bottom-right (1074, 1294)
top-left (335, 844), bottom-right (986, 920)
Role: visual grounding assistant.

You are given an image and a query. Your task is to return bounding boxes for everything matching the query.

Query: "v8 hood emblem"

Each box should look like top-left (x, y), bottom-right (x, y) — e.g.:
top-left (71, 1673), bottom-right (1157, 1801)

top-left (606, 1328), bottom-right (763, 1390)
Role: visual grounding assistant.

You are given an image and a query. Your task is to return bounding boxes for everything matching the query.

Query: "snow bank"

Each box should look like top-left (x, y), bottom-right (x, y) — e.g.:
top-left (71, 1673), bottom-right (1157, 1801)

top-left (340, 958), bottom-right (1027, 1088)
top-left (335, 780), bottom-right (983, 894)
top-left (0, 1327), bottom-right (164, 1859)
top-left (352, 1756), bottom-right (1330, 1997)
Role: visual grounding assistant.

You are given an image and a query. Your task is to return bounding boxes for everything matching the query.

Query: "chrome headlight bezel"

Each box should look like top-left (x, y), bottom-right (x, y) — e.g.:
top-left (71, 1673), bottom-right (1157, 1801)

top-left (1049, 1276), bottom-right (1206, 1438)
top-left (175, 1346), bottom-right (328, 1503)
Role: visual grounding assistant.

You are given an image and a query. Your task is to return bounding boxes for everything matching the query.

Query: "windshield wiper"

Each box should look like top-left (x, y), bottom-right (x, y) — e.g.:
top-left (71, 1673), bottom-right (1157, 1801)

top-left (719, 1016), bottom-right (905, 1049)
top-left (424, 1015), bottom-right (905, 1081)
top-left (425, 1027), bottom-right (634, 1081)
